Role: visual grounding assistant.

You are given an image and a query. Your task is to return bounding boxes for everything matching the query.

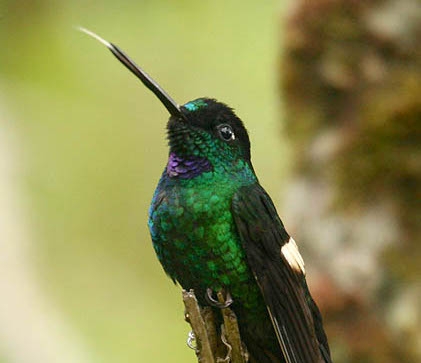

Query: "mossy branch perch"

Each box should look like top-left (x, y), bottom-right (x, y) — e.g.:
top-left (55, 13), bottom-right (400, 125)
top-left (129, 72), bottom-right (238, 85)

top-left (182, 290), bottom-right (249, 363)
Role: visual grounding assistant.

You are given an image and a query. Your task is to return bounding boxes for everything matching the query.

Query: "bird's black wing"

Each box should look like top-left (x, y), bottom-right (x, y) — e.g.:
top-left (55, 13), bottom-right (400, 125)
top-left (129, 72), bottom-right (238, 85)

top-left (232, 183), bottom-right (331, 363)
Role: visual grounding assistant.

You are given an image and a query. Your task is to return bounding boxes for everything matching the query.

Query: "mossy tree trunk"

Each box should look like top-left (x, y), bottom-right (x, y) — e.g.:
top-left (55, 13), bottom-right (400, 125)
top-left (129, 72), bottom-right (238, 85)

top-left (280, 1), bottom-right (421, 362)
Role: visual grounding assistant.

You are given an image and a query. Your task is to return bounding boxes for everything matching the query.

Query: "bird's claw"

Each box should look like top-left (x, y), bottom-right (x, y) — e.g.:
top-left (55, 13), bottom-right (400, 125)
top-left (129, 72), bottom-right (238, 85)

top-left (206, 288), bottom-right (233, 308)
top-left (217, 327), bottom-right (232, 363)
top-left (186, 330), bottom-right (198, 352)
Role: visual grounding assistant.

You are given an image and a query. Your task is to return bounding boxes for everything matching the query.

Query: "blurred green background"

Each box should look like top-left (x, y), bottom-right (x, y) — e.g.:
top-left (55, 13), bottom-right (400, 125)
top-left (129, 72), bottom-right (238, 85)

top-left (0, 1), bottom-right (286, 362)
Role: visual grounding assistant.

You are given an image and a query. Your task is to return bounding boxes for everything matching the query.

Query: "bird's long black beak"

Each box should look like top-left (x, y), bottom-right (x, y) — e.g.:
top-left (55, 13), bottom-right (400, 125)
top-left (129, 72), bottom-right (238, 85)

top-left (78, 27), bottom-right (186, 120)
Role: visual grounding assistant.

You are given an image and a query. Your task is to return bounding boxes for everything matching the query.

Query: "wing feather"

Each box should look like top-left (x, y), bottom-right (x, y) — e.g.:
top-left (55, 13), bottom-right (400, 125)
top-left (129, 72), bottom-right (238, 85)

top-left (232, 184), bottom-right (330, 363)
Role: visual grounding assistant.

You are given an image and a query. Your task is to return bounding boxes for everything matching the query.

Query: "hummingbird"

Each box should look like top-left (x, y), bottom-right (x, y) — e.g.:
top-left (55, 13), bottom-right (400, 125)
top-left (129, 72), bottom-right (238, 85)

top-left (79, 28), bottom-right (331, 363)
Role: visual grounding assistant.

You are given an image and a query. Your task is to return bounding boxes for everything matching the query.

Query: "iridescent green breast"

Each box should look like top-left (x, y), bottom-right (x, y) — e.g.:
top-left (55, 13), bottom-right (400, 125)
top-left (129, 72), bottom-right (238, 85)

top-left (148, 164), bottom-right (261, 309)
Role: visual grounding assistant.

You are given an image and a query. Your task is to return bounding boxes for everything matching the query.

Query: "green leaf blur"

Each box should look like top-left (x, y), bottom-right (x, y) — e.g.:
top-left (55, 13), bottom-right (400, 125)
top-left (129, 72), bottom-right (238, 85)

top-left (0, 1), bottom-right (285, 362)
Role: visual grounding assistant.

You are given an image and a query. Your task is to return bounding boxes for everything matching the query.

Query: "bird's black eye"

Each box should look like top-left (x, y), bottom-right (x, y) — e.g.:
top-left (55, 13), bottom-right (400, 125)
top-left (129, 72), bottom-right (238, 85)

top-left (217, 124), bottom-right (235, 141)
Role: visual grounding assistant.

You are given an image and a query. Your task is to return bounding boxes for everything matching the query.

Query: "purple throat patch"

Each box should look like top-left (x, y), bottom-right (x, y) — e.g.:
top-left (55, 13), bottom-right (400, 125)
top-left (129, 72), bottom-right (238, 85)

top-left (166, 152), bottom-right (212, 179)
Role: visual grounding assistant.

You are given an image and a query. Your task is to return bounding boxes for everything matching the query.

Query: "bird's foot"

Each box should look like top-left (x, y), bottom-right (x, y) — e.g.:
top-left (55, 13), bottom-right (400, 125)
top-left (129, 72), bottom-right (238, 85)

top-left (206, 288), bottom-right (233, 309)
top-left (217, 326), bottom-right (232, 363)
top-left (186, 330), bottom-right (198, 353)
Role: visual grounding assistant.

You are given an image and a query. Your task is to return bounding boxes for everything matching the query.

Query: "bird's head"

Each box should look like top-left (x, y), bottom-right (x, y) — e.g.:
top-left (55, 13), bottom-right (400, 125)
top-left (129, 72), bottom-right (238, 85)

top-left (79, 28), bottom-right (253, 178)
top-left (167, 98), bottom-right (251, 170)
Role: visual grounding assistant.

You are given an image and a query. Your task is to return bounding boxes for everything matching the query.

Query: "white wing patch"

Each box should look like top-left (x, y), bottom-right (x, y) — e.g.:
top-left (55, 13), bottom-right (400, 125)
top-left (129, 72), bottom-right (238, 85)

top-left (281, 237), bottom-right (305, 275)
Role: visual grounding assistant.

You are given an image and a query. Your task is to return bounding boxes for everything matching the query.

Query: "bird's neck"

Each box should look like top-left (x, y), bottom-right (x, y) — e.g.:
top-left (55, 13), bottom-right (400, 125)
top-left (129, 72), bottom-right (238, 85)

top-left (166, 152), bottom-right (212, 179)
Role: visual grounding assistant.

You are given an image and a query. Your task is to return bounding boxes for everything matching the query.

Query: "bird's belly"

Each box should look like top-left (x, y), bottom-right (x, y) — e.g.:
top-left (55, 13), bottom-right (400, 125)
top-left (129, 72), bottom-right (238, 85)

top-left (149, 184), bottom-right (282, 361)
top-left (149, 187), bottom-right (260, 310)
